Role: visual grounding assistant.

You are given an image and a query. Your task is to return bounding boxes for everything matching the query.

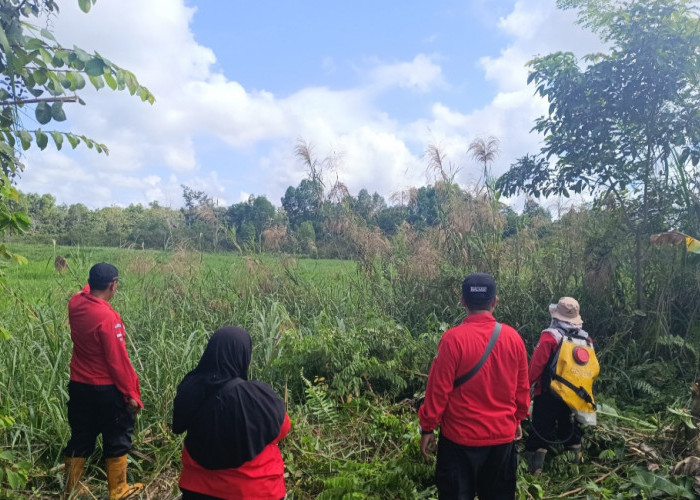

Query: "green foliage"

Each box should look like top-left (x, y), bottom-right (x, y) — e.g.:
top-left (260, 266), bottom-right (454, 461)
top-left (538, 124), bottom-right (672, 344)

top-left (301, 373), bottom-right (341, 427)
top-left (272, 318), bottom-right (431, 404)
top-left (630, 467), bottom-right (697, 499)
top-left (0, 451), bottom-right (31, 498)
top-left (0, 409), bottom-right (31, 496)
top-left (498, 0), bottom-right (700, 309)
top-left (0, 177), bottom-right (30, 238)
top-left (286, 393), bottom-right (434, 499)
top-left (499, 0), bottom-right (700, 202)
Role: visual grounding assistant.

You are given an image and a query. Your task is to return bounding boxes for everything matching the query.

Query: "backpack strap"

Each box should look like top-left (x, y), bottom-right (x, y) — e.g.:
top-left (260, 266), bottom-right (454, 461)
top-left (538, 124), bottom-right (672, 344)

top-left (551, 373), bottom-right (595, 407)
top-left (453, 322), bottom-right (502, 390)
top-left (542, 328), bottom-right (563, 343)
top-left (541, 330), bottom-right (564, 392)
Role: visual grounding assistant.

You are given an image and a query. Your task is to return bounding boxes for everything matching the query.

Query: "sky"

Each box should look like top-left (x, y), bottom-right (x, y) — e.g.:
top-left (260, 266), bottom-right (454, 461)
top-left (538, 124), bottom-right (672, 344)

top-left (15, 0), bottom-right (604, 210)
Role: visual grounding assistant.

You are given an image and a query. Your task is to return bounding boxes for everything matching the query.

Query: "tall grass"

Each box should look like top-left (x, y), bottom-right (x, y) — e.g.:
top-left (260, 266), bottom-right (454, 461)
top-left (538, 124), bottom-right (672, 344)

top-left (1, 239), bottom-right (699, 498)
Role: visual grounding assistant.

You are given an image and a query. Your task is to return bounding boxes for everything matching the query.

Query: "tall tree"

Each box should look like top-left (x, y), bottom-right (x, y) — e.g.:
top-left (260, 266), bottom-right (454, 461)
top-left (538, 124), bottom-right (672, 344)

top-left (353, 188), bottom-right (386, 223)
top-left (181, 185), bottom-right (212, 226)
top-left (497, 0), bottom-right (700, 308)
top-left (281, 179), bottom-right (319, 228)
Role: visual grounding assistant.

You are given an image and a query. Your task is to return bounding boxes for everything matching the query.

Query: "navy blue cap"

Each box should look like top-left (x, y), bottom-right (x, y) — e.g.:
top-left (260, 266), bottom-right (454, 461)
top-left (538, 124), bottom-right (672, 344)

top-left (462, 273), bottom-right (497, 306)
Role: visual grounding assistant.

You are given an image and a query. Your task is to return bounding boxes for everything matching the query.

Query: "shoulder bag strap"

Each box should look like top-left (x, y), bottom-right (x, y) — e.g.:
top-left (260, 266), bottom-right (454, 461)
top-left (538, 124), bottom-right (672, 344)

top-left (453, 322), bottom-right (502, 390)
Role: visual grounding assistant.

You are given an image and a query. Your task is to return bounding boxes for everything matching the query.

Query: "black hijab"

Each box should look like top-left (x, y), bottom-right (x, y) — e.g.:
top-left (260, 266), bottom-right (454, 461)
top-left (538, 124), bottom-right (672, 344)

top-left (172, 326), bottom-right (285, 469)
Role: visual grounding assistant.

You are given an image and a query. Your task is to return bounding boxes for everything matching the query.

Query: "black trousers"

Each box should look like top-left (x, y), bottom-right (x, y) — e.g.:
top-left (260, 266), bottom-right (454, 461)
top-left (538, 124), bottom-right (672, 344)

top-left (526, 392), bottom-right (582, 451)
top-left (180, 488), bottom-right (283, 500)
top-left (180, 489), bottom-right (223, 500)
top-left (63, 381), bottom-right (135, 458)
top-left (435, 436), bottom-right (517, 500)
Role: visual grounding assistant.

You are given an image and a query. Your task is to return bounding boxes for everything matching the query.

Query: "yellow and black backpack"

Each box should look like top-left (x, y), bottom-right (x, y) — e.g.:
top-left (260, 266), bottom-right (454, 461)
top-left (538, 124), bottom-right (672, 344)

top-left (543, 329), bottom-right (599, 426)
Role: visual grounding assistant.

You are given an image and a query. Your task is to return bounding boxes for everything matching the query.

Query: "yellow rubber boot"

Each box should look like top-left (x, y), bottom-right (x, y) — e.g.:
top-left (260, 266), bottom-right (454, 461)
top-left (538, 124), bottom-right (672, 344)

top-left (63, 456), bottom-right (89, 499)
top-left (105, 455), bottom-right (143, 499)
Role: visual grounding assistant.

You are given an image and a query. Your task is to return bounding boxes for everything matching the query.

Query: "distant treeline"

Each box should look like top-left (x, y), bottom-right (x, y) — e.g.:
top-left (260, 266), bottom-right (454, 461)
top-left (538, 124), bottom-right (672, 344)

top-left (9, 180), bottom-right (552, 258)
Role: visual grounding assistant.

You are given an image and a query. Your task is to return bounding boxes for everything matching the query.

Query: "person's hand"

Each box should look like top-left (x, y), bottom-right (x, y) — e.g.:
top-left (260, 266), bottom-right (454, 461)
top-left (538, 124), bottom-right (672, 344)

top-left (514, 424), bottom-right (523, 440)
top-left (420, 433), bottom-right (436, 461)
top-left (126, 398), bottom-right (141, 415)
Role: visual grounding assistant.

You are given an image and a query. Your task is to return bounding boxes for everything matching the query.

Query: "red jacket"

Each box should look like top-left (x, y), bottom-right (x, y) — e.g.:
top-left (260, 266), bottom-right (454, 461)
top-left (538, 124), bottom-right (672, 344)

top-left (418, 313), bottom-right (530, 446)
top-left (529, 330), bottom-right (560, 396)
top-left (68, 285), bottom-right (142, 407)
top-left (179, 414), bottom-right (291, 499)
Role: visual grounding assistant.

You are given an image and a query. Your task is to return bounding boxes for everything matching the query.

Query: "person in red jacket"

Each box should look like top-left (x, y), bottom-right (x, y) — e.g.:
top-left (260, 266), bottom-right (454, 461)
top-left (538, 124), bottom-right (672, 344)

top-left (418, 273), bottom-right (530, 500)
top-left (173, 326), bottom-right (291, 500)
top-left (63, 262), bottom-right (144, 499)
top-left (526, 297), bottom-right (590, 475)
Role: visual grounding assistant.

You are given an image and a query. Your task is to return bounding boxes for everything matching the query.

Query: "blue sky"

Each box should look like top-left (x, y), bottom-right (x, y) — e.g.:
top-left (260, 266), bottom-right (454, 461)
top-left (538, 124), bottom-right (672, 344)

top-left (189, 1), bottom-right (506, 100)
top-left (17, 0), bottom-right (602, 209)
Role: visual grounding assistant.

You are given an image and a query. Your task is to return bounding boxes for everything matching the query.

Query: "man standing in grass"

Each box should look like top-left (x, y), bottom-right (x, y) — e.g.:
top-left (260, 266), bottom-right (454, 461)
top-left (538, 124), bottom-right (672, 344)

top-left (418, 273), bottom-right (530, 500)
top-left (63, 263), bottom-right (144, 499)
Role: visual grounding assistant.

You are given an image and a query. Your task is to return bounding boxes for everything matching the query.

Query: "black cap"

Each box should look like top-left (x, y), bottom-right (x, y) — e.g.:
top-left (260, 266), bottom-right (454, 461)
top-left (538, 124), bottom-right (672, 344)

top-left (462, 273), bottom-right (497, 307)
top-left (88, 262), bottom-right (119, 289)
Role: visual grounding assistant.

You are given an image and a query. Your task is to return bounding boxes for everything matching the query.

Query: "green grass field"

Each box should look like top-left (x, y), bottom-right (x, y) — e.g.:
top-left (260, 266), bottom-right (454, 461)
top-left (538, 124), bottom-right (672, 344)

top-left (1, 244), bottom-right (699, 499)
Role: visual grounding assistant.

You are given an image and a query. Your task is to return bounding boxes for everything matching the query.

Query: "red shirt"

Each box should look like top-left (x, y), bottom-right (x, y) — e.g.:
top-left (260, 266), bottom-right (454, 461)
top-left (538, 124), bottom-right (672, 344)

top-left (418, 313), bottom-right (530, 446)
top-left (68, 285), bottom-right (142, 407)
top-left (529, 330), bottom-right (560, 396)
top-left (179, 414), bottom-right (291, 500)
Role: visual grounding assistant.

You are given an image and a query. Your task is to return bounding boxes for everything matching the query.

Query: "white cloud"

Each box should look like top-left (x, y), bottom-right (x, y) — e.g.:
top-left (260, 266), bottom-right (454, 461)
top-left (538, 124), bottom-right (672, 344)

top-left (367, 54), bottom-right (445, 92)
top-left (498, 0), bottom-right (547, 40)
top-left (480, 0), bottom-right (604, 93)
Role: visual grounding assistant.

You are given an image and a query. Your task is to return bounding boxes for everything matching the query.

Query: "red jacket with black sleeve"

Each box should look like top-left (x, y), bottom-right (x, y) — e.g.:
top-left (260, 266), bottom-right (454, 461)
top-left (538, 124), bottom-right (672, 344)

top-left (68, 285), bottom-right (142, 407)
top-left (418, 313), bottom-right (530, 446)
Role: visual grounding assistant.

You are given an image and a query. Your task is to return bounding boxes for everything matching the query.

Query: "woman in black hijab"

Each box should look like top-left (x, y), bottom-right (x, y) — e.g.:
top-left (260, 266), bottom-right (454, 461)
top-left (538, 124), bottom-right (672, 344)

top-left (173, 326), bottom-right (290, 500)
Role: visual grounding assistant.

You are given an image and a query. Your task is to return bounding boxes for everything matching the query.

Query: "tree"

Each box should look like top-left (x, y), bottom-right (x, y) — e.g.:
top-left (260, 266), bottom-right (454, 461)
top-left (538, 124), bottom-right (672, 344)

top-left (64, 202), bottom-right (91, 242)
top-left (250, 196), bottom-right (275, 237)
top-left (15, 190), bottom-right (56, 233)
top-left (281, 179), bottom-right (320, 228)
top-left (375, 205), bottom-right (406, 236)
top-left (226, 195), bottom-right (276, 247)
top-left (523, 199), bottom-right (552, 222)
top-left (497, 0), bottom-right (700, 308)
top-left (0, 0), bottom-right (153, 264)
top-left (181, 185), bottom-right (212, 226)
top-left (295, 220), bottom-right (316, 255)
top-left (353, 188), bottom-right (386, 223)
top-left (409, 186), bottom-right (440, 229)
